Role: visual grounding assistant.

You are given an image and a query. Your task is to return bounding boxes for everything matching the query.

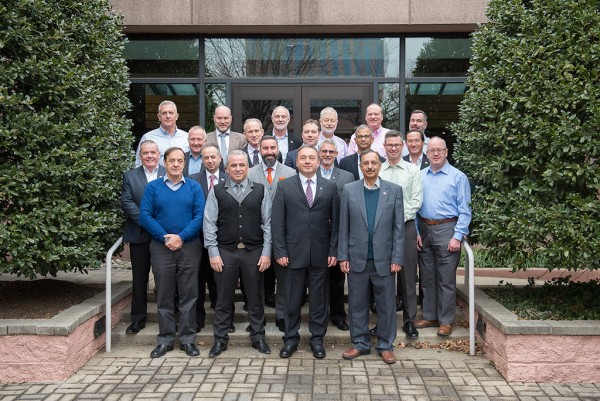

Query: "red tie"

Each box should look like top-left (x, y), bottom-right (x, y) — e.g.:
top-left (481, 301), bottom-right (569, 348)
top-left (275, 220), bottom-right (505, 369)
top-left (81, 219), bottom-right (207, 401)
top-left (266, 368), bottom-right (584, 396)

top-left (209, 174), bottom-right (216, 191)
top-left (267, 168), bottom-right (273, 185)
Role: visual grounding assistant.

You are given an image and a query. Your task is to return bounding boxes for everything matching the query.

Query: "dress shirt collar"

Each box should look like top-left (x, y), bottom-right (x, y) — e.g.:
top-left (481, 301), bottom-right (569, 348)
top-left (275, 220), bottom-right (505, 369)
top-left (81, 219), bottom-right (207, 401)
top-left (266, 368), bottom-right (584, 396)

top-left (299, 173), bottom-right (317, 186)
top-left (205, 170), bottom-right (219, 180)
top-left (319, 165), bottom-right (333, 179)
top-left (364, 177), bottom-right (381, 190)
top-left (158, 126), bottom-right (179, 137)
top-left (381, 158), bottom-right (407, 171)
top-left (427, 161), bottom-right (450, 176)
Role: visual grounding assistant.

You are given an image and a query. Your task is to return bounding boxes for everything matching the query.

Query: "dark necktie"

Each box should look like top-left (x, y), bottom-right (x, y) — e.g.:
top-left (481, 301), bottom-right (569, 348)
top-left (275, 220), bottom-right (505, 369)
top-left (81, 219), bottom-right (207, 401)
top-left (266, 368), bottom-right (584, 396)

top-left (253, 149), bottom-right (259, 166)
top-left (305, 179), bottom-right (314, 207)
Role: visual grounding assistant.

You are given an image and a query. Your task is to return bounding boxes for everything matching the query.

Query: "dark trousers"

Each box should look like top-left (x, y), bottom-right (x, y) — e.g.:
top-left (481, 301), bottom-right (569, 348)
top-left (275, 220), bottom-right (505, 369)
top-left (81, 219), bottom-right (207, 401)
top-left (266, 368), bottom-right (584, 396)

top-left (348, 260), bottom-right (396, 353)
top-left (213, 247), bottom-right (266, 343)
top-left (196, 247), bottom-right (217, 327)
top-left (400, 220), bottom-right (418, 323)
top-left (283, 264), bottom-right (329, 347)
top-left (150, 238), bottom-right (202, 346)
top-left (264, 266), bottom-right (275, 301)
top-left (329, 264), bottom-right (347, 323)
top-left (129, 241), bottom-right (151, 325)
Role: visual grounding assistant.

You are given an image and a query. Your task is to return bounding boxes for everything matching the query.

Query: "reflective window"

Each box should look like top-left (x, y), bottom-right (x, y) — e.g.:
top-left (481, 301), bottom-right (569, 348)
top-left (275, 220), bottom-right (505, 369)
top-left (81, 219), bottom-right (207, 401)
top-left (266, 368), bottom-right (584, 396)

top-left (378, 83), bottom-right (401, 131)
top-left (309, 99), bottom-right (364, 140)
top-left (124, 39), bottom-right (199, 77)
top-left (406, 37), bottom-right (472, 77)
top-left (205, 38), bottom-right (400, 78)
top-left (127, 83), bottom-right (199, 149)
top-left (205, 83), bottom-right (226, 132)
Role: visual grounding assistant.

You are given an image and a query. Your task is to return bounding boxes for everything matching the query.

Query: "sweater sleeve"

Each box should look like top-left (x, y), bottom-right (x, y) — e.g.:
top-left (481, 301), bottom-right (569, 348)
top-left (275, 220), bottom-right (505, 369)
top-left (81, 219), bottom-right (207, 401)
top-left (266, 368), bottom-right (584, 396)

top-left (178, 182), bottom-right (206, 242)
top-left (139, 182), bottom-right (169, 242)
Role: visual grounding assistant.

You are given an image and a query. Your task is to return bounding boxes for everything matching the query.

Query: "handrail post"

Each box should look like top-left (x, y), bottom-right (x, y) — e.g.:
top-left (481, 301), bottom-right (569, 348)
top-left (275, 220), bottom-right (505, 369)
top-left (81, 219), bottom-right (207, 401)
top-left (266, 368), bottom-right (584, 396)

top-left (105, 236), bottom-right (123, 353)
top-left (462, 239), bottom-right (475, 356)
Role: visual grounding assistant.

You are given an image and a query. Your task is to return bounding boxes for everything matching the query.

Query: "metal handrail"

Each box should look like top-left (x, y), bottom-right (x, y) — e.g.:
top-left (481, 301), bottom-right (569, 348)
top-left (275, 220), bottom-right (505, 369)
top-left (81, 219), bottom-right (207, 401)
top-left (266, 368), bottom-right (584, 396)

top-left (462, 238), bottom-right (475, 356)
top-left (105, 236), bottom-right (123, 353)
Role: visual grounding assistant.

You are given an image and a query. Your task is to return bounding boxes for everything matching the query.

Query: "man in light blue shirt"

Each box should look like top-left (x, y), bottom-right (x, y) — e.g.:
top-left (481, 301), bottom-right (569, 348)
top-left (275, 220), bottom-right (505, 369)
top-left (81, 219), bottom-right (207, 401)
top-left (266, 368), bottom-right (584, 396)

top-left (135, 101), bottom-right (189, 167)
top-left (415, 137), bottom-right (471, 338)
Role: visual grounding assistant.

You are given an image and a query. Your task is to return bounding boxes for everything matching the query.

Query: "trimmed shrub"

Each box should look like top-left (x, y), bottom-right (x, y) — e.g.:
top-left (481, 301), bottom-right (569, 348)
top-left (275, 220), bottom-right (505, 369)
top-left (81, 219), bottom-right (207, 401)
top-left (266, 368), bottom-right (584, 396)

top-left (0, 0), bottom-right (132, 278)
top-left (452, 0), bottom-right (600, 270)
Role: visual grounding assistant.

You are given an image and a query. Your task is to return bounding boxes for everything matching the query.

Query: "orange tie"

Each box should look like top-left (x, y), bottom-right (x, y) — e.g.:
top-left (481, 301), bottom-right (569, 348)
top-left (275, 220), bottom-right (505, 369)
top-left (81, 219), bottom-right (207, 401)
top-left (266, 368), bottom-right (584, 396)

top-left (267, 167), bottom-right (273, 185)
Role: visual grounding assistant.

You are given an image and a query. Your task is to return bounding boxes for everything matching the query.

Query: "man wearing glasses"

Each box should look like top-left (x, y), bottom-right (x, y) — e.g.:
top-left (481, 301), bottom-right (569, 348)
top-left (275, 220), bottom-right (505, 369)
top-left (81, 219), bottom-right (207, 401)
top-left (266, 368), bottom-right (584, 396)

top-left (379, 131), bottom-right (423, 340)
top-left (415, 137), bottom-right (471, 338)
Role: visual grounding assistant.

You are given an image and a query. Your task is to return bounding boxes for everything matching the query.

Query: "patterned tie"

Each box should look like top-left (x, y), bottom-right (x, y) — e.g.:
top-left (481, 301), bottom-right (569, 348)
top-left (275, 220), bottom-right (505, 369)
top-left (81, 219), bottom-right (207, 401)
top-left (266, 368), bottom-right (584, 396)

top-left (253, 150), bottom-right (259, 166)
top-left (209, 174), bottom-right (216, 192)
top-left (305, 179), bottom-right (314, 207)
top-left (267, 167), bottom-right (273, 185)
top-left (219, 133), bottom-right (228, 165)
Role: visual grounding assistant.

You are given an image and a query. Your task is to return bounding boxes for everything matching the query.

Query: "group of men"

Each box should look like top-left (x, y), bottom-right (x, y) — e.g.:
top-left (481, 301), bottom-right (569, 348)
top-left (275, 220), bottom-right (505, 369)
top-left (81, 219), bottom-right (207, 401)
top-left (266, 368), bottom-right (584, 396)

top-left (121, 100), bottom-right (471, 364)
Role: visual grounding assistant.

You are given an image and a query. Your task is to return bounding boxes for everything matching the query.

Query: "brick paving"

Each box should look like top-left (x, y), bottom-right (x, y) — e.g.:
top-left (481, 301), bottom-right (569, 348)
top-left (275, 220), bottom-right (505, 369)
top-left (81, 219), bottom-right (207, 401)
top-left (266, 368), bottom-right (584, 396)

top-left (1, 347), bottom-right (599, 401)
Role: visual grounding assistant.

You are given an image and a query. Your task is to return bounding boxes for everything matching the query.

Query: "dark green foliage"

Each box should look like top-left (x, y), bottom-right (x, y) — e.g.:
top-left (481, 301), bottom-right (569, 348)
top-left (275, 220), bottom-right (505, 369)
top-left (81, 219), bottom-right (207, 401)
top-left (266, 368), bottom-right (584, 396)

top-left (452, 0), bottom-right (600, 270)
top-left (0, 0), bottom-right (132, 278)
top-left (483, 277), bottom-right (600, 320)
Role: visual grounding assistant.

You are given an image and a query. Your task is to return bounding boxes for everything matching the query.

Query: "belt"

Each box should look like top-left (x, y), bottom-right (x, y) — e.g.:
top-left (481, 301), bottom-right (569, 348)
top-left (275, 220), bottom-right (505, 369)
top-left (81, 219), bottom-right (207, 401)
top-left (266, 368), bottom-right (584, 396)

top-left (420, 217), bottom-right (457, 226)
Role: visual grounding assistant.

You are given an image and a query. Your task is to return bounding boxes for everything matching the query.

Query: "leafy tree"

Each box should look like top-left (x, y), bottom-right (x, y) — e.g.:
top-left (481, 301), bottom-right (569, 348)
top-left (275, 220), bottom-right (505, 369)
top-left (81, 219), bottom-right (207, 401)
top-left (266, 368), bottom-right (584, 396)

top-left (452, 0), bottom-right (600, 270)
top-left (0, 0), bottom-right (132, 278)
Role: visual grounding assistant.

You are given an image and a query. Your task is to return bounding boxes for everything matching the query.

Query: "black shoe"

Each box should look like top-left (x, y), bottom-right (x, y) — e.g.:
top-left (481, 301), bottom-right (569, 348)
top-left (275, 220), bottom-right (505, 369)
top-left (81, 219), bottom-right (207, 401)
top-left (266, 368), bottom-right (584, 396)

top-left (276, 318), bottom-right (285, 333)
top-left (180, 343), bottom-right (200, 356)
top-left (311, 344), bottom-right (326, 359)
top-left (369, 326), bottom-right (377, 336)
top-left (333, 320), bottom-right (349, 331)
top-left (265, 296), bottom-right (276, 308)
top-left (396, 298), bottom-right (404, 312)
top-left (252, 339), bottom-right (271, 354)
top-left (403, 321), bottom-right (419, 339)
top-left (279, 344), bottom-right (298, 358)
top-left (246, 324), bottom-right (251, 332)
top-left (126, 322), bottom-right (145, 334)
top-left (150, 344), bottom-right (173, 358)
top-left (209, 342), bottom-right (227, 358)
top-left (229, 325), bottom-right (236, 333)
top-left (195, 323), bottom-right (205, 333)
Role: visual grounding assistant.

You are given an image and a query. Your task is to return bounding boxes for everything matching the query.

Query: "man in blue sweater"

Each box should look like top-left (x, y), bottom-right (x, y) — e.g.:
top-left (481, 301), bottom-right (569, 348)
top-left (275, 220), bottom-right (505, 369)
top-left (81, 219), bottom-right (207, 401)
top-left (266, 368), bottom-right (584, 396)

top-left (140, 147), bottom-right (206, 358)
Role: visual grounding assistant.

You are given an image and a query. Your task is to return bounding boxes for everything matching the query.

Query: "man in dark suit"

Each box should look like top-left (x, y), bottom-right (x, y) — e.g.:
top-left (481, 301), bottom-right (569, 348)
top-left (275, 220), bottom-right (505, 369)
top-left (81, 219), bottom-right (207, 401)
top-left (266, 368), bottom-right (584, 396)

top-left (205, 105), bottom-right (247, 166)
top-left (203, 150), bottom-right (273, 357)
top-left (248, 136), bottom-right (296, 329)
top-left (183, 126), bottom-right (207, 176)
top-left (270, 105), bottom-right (301, 162)
top-left (272, 145), bottom-right (339, 359)
top-left (189, 144), bottom-right (227, 332)
top-left (338, 150), bottom-right (405, 365)
top-left (318, 139), bottom-right (354, 332)
top-left (284, 119), bottom-right (321, 171)
top-left (404, 129), bottom-right (430, 170)
top-left (121, 140), bottom-right (165, 335)
top-left (339, 125), bottom-right (386, 180)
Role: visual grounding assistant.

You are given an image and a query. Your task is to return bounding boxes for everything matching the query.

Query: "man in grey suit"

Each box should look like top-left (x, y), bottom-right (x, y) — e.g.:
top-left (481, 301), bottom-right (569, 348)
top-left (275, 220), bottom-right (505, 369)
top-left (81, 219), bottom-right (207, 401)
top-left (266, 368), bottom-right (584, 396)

top-left (121, 140), bottom-right (165, 334)
top-left (338, 150), bottom-right (404, 365)
top-left (318, 139), bottom-right (354, 331)
top-left (248, 135), bottom-right (296, 330)
top-left (205, 105), bottom-right (247, 166)
top-left (272, 145), bottom-right (339, 359)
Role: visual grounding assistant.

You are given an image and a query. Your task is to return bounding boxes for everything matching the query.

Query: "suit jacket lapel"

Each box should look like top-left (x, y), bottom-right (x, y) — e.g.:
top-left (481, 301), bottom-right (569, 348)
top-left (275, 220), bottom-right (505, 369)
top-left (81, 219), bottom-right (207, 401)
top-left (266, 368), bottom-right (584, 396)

top-left (355, 182), bottom-right (368, 226)
top-left (135, 167), bottom-right (148, 185)
top-left (292, 175), bottom-right (310, 208)
top-left (373, 182), bottom-right (389, 230)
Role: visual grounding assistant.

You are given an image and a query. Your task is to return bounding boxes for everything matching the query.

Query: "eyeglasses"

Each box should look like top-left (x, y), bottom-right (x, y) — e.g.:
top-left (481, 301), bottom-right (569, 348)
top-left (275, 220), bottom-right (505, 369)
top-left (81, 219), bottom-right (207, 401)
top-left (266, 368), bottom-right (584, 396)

top-left (320, 149), bottom-right (336, 154)
top-left (385, 144), bottom-right (402, 149)
top-left (356, 135), bottom-right (372, 140)
top-left (427, 148), bottom-right (447, 155)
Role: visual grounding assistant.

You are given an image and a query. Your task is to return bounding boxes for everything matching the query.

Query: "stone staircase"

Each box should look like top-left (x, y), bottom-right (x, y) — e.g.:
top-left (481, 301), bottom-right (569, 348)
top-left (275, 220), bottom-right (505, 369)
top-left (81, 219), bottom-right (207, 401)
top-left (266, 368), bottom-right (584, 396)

top-left (111, 289), bottom-right (469, 348)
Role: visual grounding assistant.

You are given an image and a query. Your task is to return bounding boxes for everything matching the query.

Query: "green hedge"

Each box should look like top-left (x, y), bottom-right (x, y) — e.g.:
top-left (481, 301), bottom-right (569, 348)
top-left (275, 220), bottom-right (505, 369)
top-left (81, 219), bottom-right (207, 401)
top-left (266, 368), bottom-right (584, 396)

top-left (452, 0), bottom-right (600, 271)
top-left (0, 0), bottom-right (132, 278)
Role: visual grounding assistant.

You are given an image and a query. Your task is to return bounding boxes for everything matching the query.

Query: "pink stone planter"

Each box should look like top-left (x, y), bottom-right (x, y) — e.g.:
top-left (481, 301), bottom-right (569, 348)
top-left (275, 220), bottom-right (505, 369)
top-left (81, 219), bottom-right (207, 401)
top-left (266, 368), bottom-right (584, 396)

top-left (457, 285), bottom-right (600, 383)
top-left (0, 282), bottom-right (131, 383)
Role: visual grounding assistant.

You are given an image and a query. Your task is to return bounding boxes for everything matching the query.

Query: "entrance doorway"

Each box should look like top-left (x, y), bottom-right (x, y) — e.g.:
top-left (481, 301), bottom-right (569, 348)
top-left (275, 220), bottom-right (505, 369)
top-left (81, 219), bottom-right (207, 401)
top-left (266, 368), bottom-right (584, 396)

top-left (231, 84), bottom-right (372, 140)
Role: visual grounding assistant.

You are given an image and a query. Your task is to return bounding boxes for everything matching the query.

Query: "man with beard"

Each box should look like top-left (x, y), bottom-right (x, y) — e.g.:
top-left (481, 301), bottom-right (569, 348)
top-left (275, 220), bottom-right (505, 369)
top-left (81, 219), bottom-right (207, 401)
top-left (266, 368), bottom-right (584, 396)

top-left (270, 106), bottom-right (301, 162)
top-left (248, 136), bottom-right (296, 329)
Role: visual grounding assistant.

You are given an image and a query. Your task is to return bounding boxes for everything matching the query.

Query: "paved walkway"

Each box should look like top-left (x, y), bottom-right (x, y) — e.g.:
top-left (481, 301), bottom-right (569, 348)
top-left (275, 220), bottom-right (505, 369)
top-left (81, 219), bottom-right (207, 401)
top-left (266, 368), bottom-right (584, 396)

top-left (2, 267), bottom-right (600, 400)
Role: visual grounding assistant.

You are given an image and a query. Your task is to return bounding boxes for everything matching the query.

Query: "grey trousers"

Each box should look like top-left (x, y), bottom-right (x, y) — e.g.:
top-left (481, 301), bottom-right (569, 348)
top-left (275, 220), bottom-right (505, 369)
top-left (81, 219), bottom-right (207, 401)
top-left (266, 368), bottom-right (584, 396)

top-left (418, 222), bottom-right (461, 325)
top-left (348, 261), bottom-right (396, 353)
top-left (150, 238), bottom-right (202, 346)
top-left (400, 219), bottom-right (418, 323)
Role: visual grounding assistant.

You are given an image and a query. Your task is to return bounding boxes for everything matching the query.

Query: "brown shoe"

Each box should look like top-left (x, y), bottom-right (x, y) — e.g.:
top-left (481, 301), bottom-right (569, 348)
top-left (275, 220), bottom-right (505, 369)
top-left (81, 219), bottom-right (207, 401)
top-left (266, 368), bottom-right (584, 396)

top-left (379, 350), bottom-right (396, 364)
top-left (437, 324), bottom-right (453, 337)
top-left (342, 347), bottom-right (369, 360)
top-left (414, 319), bottom-right (439, 328)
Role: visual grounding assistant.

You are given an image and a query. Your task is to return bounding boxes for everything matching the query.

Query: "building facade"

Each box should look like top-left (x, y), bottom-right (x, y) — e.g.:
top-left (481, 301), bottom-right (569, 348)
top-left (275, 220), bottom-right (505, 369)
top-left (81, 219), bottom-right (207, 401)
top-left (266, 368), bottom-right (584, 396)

top-left (113, 0), bottom-right (488, 148)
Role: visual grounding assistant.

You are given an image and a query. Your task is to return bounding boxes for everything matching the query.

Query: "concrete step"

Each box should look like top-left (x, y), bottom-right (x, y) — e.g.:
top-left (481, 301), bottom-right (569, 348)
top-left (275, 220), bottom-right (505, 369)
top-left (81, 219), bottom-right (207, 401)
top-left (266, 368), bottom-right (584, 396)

top-left (113, 304), bottom-right (469, 347)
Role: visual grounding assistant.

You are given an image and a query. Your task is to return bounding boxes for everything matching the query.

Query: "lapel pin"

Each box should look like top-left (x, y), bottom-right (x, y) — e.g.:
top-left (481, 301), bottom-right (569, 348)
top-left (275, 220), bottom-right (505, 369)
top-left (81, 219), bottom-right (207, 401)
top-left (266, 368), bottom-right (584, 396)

top-left (383, 192), bottom-right (387, 195)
